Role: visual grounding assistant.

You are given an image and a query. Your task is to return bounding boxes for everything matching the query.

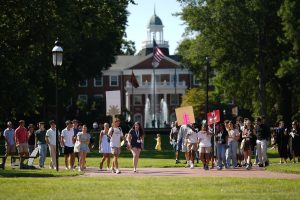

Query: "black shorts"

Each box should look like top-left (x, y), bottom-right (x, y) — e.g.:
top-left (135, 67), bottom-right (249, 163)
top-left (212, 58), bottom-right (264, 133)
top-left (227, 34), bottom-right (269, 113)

top-left (64, 146), bottom-right (74, 155)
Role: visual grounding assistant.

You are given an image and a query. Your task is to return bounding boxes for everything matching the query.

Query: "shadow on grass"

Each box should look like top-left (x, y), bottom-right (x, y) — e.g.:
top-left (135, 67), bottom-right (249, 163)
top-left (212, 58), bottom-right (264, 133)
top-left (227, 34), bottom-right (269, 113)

top-left (0, 168), bottom-right (81, 178)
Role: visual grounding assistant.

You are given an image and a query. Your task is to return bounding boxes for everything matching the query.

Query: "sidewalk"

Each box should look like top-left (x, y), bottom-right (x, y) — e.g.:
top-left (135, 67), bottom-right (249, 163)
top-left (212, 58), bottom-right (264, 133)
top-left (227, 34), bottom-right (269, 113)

top-left (80, 166), bottom-right (300, 179)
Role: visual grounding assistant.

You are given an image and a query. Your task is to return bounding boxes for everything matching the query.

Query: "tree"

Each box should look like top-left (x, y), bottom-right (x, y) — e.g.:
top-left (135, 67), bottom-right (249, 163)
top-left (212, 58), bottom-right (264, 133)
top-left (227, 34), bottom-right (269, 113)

top-left (0, 0), bottom-right (135, 121)
top-left (177, 0), bottom-right (298, 123)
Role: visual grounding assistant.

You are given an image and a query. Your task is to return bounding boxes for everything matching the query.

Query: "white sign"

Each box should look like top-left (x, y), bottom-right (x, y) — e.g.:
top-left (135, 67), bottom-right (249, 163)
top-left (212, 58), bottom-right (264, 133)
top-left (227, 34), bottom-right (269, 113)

top-left (106, 90), bottom-right (121, 116)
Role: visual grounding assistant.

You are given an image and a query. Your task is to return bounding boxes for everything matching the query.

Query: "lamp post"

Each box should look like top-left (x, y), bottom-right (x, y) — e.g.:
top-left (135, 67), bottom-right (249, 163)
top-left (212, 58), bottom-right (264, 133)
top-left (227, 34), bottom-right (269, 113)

top-left (52, 39), bottom-right (63, 171)
top-left (205, 57), bottom-right (209, 120)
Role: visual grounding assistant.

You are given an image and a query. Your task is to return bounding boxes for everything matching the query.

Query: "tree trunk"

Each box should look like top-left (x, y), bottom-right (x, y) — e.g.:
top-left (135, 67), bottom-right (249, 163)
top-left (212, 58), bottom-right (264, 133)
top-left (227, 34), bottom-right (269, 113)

top-left (279, 79), bottom-right (292, 126)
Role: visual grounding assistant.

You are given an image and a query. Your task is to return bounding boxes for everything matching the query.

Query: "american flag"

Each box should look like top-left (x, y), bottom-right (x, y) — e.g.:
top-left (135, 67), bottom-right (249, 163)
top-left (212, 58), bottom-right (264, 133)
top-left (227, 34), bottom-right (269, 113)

top-left (152, 39), bottom-right (165, 68)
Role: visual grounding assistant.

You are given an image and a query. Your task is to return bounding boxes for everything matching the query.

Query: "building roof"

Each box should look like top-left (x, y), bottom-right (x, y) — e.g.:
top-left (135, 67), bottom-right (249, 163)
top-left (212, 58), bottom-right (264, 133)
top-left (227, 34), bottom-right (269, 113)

top-left (109, 55), bottom-right (144, 71)
top-left (148, 14), bottom-right (163, 26)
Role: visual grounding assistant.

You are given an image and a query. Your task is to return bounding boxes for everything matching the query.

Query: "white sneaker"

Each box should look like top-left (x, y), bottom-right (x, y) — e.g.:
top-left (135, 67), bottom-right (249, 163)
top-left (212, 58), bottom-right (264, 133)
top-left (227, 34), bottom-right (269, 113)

top-left (190, 163), bottom-right (194, 169)
top-left (133, 168), bottom-right (137, 173)
top-left (116, 169), bottom-right (121, 174)
top-left (112, 168), bottom-right (116, 173)
top-left (185, 161), bottom-right (191, 168)
top-left (65, 167), bottom-right (69, 170)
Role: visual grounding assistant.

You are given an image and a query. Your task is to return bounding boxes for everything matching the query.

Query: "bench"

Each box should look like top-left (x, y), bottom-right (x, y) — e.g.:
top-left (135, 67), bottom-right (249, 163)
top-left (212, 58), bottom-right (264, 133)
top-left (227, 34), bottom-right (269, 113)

top-left (11, 147), bottom-right (39, 169)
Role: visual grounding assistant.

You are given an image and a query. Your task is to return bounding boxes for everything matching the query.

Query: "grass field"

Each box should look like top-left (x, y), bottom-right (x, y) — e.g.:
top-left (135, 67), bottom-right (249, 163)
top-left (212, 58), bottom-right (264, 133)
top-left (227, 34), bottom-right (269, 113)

top-left (1, 134), bottom-right (300, 199)
top-left (0, 177), bottom-right (300, 200)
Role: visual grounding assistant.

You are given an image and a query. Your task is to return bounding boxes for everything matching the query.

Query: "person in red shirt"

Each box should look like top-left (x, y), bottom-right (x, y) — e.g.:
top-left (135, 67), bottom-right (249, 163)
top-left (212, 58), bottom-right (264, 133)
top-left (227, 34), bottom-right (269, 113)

top-left (15, 120), bottom-right (29, 157)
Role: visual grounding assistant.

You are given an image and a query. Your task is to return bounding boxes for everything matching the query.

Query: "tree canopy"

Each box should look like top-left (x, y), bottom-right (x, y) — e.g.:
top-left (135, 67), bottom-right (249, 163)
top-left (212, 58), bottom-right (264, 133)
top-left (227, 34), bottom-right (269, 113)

top-left (177, 0), bottom-right (300, 124)
top-left (0, 0), bottom-right (134, 122)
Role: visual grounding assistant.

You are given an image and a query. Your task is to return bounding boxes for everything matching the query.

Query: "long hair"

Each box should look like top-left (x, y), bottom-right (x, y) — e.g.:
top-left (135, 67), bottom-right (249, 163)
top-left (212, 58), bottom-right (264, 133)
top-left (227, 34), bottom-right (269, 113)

top-left (131, 122), bottom-right (144, 137)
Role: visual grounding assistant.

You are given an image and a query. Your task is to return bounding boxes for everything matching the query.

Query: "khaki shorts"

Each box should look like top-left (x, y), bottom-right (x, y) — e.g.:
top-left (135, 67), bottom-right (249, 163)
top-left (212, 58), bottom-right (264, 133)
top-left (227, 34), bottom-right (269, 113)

top-left (17, 143), bottom-right (29, 153)
top-left (111, 147), bottom-right (121, 156)
top-left (199, 147), bottom-right (212, 154)
top-left (187, 143), bottom-right (198, 152)
top-left (6, 144), bottom-right (16, 154)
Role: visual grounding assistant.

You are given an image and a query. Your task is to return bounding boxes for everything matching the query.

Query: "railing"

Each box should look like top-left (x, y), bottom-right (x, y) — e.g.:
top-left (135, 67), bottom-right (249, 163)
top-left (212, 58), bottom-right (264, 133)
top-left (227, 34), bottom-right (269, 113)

top-left (125, 80), bottom-right (186, 88)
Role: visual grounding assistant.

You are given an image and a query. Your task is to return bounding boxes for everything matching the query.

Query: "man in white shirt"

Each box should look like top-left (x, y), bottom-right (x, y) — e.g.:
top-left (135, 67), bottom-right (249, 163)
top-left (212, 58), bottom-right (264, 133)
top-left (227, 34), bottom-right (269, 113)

top-left (108, 118), bottom-right (124, 174)
top-left (177, 124), bottom-right (190, 166)
top-left (46, 120), bottom-right (58, 169)
top-left (61, 120), bottom-right (75, 170)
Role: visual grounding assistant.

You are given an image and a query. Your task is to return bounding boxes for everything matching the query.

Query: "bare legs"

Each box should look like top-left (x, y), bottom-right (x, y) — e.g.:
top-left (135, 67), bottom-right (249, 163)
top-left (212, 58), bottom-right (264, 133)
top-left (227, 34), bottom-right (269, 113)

top-left (100, 154), bottom-right (111, 169)
top-left (131, 147), bottom-right (141, 171)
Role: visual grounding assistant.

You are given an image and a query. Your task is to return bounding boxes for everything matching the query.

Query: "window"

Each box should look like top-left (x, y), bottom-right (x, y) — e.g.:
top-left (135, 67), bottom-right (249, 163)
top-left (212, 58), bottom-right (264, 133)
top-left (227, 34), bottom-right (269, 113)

top-left (94, 77), bottom-right (103, 87)
top-left (134, 114), bottom-right (143, 123)
top-left (193, 75), bottom-right (200, 86)
top-left (93, 94), bottom-right (103, 102)
top-left (110, 75), bottom-right (119, 86)
top-left (133, 95), bottom-right (142, 105)
top-left (170, 74), bottom-right (178, 86)
top-left (78, 80), bottom-right (88, 87)
top-left (78, 95), bottom-right (88, 104)
top-left (170, 94), bottom-right (179, 106)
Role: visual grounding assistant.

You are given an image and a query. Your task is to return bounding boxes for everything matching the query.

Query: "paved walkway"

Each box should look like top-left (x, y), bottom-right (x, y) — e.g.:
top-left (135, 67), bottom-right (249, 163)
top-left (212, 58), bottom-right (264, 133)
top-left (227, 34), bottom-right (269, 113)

top-left (81, 166), bottom-right (300, 179)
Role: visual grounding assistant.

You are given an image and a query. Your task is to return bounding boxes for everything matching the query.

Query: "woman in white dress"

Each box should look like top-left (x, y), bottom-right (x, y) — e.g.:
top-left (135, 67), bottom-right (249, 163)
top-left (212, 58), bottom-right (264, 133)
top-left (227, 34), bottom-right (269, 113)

top-left (99, 123), bottom-right (111, 170)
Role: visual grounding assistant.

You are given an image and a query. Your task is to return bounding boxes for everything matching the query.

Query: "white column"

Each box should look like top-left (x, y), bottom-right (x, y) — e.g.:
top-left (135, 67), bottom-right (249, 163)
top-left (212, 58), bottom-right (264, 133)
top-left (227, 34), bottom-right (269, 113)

top-left (126, 92), bottom-right (130, 110)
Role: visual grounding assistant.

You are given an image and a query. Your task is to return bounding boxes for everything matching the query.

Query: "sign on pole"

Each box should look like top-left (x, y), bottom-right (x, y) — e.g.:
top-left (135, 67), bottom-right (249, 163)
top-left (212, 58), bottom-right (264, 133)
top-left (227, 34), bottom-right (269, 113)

top-left (106, 90), bottom-right (121, 120)
top-left (207, 110), bottom-right (220, 125)
top-left (175, 106), bottom-right (195, 125)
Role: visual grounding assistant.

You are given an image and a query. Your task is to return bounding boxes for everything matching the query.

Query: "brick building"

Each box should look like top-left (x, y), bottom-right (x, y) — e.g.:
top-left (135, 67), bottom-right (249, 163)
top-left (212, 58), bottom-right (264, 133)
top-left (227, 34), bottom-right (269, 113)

top-left (76, 12), bottom-right (200, 127)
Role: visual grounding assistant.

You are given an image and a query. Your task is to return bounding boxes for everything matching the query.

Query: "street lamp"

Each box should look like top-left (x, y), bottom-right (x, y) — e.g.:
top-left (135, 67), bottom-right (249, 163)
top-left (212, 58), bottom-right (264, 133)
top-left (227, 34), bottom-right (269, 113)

top-left (205, 56), bottom-right (209, 119)
top-left (52, 38), bottom-right (63, 171)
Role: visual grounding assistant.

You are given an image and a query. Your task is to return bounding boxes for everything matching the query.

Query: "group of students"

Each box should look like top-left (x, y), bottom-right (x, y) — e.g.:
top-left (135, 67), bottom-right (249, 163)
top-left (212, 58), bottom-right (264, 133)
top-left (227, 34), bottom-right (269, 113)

top-left (170, 116), bottom-right (300, 170)
top-left (2, 118), bottom-right (145, 173)
top-left (98, 119), bottom-right (145, 174)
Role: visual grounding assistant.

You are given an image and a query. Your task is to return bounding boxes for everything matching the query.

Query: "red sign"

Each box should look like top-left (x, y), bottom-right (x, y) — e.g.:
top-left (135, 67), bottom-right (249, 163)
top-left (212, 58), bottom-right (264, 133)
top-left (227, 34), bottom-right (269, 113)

top-left (207, 110), bottom-right (220, 125)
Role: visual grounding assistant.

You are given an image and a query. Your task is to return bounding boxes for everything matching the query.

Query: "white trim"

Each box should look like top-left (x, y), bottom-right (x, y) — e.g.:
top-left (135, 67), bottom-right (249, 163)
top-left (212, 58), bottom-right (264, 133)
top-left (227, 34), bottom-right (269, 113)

top-left (109, 75), bottom-right (119, 86)
top-left (93, 77), bottom-right (103, 87)
top-left (193, 75), bottom-right (200, 86)
top-left (78, 94), bottom-right (88, 103)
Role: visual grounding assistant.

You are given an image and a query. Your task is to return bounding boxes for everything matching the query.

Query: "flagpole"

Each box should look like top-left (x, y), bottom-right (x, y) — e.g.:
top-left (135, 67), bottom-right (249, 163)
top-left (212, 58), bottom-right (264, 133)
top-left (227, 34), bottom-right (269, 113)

top-left (174, 66), bottom-right (177, 107)
top-left (131, 69), bottom-right (134, 117)
top-left (153, 66), bottom-right (156, 128)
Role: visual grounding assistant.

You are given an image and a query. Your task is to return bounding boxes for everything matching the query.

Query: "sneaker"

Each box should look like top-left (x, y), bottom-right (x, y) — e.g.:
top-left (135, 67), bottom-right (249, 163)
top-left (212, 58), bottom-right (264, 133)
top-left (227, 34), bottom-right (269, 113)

top-left (107, 167), bottom-right (111, 171)
top-left (116, 169), bottom-right (121, 174)
top-left (258, 163), bottom-right (264, 167)
top-left (204, 164), bottom-right (209, 170)
top-left (78, 168), bottom-right (82, 172)
top-left (217, 166), bottom-right (222, 170)
top-left (175, 160), bottom-right (180, 164)
top-left (246, 164), bottom-right (251, 170)
top-left (185, 161), bottom-right (190, 168)
top-left (65, 167), bottom-right (69, 170)
top-left (233, 166), bottom-right (238, 169)
top-left (133, 168), bottom-right (137, 173)
top-left (112, 168), bottom-right (116, 173)
top-left (190, 163), bottom-right (194, 169)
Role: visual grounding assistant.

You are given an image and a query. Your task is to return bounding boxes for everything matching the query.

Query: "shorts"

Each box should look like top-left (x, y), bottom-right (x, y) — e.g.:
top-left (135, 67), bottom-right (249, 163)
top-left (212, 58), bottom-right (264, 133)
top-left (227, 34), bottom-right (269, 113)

top-left (111, 147), bottom-right (121, 156)
top-left (17, 143), bottom-right (29, 153)
top-left (5, 144), bottom-right (16, 154)
top-left (176, 140), bottom-right (182, 151)
top-left (64, 146), bottom-right (74, 155)
top-left (199, 147), bottom-right (212, 154)
top-left (187, 143), bottom-right (198, 152)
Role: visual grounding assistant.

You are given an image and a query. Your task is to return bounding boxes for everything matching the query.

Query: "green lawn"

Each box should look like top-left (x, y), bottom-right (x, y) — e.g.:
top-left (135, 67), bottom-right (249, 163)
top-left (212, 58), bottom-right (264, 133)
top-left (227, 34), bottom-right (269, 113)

top-left (0, 177), bottom-right (299, 200)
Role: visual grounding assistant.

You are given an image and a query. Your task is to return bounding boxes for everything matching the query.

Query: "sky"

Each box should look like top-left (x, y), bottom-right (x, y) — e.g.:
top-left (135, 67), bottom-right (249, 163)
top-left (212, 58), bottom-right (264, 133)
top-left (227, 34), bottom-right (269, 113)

top-left (126, 0), bottom-right (186, 55)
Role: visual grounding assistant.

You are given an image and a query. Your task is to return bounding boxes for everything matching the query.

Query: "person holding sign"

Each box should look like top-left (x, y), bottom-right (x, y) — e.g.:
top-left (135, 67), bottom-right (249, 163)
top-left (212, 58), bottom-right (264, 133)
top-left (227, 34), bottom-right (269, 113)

top-left (127, 122), bottom-right (144, 173)
top-left (198, 124), bottom-right (212, 170)
top-left (108, 118), bottom-right (124, 174)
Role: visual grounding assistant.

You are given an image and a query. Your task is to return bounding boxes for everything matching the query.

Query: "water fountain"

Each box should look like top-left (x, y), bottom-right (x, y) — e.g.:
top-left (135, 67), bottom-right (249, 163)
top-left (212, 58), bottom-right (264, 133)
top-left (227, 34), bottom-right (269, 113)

top-left (144, 96), bottom-right (152, 128)
top-left (160, 98), bottom-right (168, 128)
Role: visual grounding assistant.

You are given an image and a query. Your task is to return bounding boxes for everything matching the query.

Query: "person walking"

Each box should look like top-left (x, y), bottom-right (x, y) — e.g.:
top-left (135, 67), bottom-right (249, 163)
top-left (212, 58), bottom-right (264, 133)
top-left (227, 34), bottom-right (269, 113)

top-left (77, 125), bottom-right (90, 171)
top-left (3, 121), bottom-right (16, 165)
top-left (275, 120), bottom-right (289, 164)
top-left (127, 122), bottom-right (144, 172)
top-left (169, 121), bottom-right (180, 164)
top-left (242, 120), bottom-right (254, 170)
top-left (15, 120), bottom-right (29, 157)
top-left (198, 124), bottom-right (212, 170)
top-left (61, 120), bottom-right (75, 170)
top-left (27, 124), bottom-right (36, 154)
top-left (99, 123), bottom-right (111, 170)
top-left (289, 120), bottom-right (300, 163)
top-left (108, 118), bottom-right (124, 174)
top-left (177, 124), bottom-right (190, 166)
top-left (185, 124), bottom-right (198, 169)
top-left (46, 120), bottom-right (58, 169)
top-left (35, 122), bottom-right (47, 168)
top-left (226, 121), bottom-right (240, 168)
top-left (255, 117), bottom-right (270, 167)
top-left (215, 123), bottom-right (228, 170)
